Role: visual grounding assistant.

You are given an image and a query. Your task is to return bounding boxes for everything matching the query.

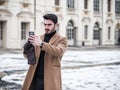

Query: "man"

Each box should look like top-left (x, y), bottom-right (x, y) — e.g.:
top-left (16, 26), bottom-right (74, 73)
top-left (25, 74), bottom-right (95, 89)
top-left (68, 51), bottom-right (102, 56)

top-left (22, 14), bottom-right (68, 90)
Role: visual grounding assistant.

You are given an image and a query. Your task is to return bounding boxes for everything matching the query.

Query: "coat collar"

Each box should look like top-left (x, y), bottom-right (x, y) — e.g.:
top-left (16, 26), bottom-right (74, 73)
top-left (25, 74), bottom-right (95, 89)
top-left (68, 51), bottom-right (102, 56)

top-left (40, 32), bottom-right (60, 45)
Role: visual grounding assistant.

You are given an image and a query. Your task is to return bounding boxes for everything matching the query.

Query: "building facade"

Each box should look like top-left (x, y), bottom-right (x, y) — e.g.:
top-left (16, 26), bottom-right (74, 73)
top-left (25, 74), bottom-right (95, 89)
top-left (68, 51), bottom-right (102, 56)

top-left (0, 0), bottom-right (120, 49)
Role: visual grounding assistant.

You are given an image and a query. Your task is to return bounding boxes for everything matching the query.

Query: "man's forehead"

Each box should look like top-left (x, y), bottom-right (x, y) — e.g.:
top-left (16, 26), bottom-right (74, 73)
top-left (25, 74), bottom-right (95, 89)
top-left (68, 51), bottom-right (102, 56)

top-left (44, 19), bottom-right (53, 23)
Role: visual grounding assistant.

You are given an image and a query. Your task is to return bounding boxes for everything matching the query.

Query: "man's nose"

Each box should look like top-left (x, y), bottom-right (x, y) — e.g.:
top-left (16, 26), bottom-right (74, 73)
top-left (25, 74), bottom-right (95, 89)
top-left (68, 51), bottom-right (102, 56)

top-left (45, 25), bottom-right (49, 29)
top-left (44, 25), bottom-right (49, 28)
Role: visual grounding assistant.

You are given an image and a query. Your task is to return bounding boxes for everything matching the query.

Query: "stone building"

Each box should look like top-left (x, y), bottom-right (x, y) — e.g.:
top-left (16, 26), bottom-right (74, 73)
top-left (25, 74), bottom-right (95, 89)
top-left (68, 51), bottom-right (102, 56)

top-left (0, 0), bottom-right (120, 49)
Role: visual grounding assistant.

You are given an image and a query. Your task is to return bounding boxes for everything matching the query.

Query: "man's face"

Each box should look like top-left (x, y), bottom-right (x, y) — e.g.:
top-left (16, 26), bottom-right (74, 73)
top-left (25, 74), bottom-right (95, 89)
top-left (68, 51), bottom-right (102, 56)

top-left (44, 19), bottom-right (56, 34)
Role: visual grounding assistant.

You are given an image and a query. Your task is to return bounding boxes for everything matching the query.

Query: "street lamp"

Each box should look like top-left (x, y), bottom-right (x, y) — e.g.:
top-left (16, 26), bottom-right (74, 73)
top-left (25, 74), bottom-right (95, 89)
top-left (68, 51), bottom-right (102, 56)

top-left (34, 0), bottom-right (36, 31)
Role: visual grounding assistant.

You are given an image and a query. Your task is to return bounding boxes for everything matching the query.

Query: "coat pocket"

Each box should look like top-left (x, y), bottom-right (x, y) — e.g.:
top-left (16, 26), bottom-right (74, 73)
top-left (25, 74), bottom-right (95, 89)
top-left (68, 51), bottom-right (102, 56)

top-left (53, 57), bottom-right (61, 67)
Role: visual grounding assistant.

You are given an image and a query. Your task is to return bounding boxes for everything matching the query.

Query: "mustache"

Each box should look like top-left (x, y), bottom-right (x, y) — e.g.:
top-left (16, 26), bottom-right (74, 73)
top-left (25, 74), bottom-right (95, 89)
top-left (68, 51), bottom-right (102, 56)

top-left (45, 29), bottom-right (50, 31)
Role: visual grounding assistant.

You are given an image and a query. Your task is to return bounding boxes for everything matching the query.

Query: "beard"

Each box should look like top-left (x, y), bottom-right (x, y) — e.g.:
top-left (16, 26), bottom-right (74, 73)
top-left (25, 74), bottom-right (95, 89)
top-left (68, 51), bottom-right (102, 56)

top-left (45, 26), bottom-right (55, 34)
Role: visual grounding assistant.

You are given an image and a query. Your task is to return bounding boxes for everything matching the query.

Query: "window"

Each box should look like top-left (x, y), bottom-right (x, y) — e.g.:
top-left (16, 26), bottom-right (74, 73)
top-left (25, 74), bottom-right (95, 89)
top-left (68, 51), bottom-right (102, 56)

top-left (84, 0), bottom-right (88, 9)
top-left (93, 30), bottom-right (99, 39)
top-left (93, 22), bottom-right (99, 39)
top-left (94, 0), bottom-right (99, 11)
top-left (84, 25), bottom-right (88, 39)
top-left (108, 27), bottom-right (111, 39)
top-left (0, 22), bottom-right (3, 40)
top-left (108, 0), bottom-right (111, 12)
top-left (67, 21), bottom-right (74, 40)
top-left (67, 0), bottom-right (74, 8)
top-left (55, 0), bottom-right (59, 6)
top-left (0, 1), bottom-right (5, 6)
top-left (21, 23), bottom-right (26, 40)
top-left (115, 0), bottom-right (120, 14)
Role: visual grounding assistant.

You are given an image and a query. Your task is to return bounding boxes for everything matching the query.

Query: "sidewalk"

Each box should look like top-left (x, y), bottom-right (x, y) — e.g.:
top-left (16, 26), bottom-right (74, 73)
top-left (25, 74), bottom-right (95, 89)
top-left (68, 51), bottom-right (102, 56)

top-left (67, 45), bottom-right (120, 50)
top-left (0, 48), bottom-right (23, 54)
top-left (0, 45), bottom-right (120, 54)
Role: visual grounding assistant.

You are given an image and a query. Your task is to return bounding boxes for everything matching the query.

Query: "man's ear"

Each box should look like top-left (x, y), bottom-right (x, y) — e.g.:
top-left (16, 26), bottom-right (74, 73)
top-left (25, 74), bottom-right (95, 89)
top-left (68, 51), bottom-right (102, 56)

top-left (55, 23), bottom-right (59, 30)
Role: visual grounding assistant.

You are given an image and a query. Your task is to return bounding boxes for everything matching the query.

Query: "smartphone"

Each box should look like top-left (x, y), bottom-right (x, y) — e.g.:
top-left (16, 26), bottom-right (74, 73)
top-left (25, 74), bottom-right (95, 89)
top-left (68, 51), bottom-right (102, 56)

top-left (29, 31), bottom-right (34, 36)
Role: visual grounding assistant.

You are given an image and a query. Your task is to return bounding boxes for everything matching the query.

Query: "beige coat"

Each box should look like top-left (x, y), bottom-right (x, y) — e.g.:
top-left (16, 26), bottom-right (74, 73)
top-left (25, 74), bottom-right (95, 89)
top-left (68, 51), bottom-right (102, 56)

top-left (22, 32), bottom-right (68, 90)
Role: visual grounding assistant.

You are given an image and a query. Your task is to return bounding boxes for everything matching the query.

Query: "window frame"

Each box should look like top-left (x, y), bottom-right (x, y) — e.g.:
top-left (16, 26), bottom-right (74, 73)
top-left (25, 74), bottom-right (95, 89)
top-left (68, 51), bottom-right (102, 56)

top-left (84, 0), bottom-right (88, 9)
top-left (21, 22), bottom-right (26, 40)
top-left (94, 0), bottom-right (100, 12)
top-left (108, 27), bottom-right (111, 40)
top-left (115, 0), bottom-right (120, 14)
top-left (67, 0), bottom-right (75, 9)
top-left (55, 0), bottom-right (59, 6)
top-left (84, 25), bottom-right (88, 39)
top-left (67, 21), bottom-right (74, 40)
top-left (108, 0), bottom-right (111, 12)
top-left (0, 22), bottom-right (3, 40)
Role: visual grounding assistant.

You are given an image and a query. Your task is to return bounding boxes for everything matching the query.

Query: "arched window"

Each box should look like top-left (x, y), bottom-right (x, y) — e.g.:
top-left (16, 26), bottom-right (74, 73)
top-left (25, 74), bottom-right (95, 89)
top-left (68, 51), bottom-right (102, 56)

top-left (115, 24), bottom-right (120, 45)
top-left (93, 22), bottom-right (99, 39)
top-left (67, 21), bottom-right (74, 40)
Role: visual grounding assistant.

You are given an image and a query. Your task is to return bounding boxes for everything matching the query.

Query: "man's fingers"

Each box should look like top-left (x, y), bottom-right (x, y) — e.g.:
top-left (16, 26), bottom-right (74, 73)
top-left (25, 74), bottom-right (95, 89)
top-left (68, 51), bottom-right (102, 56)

top-left (29, 39), bottom-right (34, 43)
top-left (28, 35), bottom-right (35, 40)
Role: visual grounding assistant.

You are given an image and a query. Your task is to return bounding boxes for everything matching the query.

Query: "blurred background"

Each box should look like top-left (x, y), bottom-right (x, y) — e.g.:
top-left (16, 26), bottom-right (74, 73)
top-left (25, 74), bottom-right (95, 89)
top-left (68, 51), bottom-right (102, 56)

top-left (0, 0), bottom-right (120, 90)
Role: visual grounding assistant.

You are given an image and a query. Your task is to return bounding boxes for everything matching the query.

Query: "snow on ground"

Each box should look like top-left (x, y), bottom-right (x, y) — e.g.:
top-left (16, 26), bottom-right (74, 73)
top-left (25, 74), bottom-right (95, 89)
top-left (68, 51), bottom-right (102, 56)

top-left (62, 65), bottom-right (120, 90)
top-left (62, 50), bottom-right (120, 67)
top-left (0, 50), bottom-right (120, 90)
top-left (0, 54), bottom-right (28, 72)
top-left (0, 53), bottom-right (28, 85)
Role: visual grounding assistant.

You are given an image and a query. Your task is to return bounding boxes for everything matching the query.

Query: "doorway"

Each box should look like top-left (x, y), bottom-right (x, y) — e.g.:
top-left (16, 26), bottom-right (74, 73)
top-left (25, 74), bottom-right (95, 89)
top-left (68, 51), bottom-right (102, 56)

top-left (21, 22), bottom-right (30, 47)
top-left (115, 24), bottom-right (120, 45)
top-left (0, 21), bottom-right (6, 48)
top-left (67, 20), bottom-right (76, 46)
top-left (93, 22), bottom-right (101, 45)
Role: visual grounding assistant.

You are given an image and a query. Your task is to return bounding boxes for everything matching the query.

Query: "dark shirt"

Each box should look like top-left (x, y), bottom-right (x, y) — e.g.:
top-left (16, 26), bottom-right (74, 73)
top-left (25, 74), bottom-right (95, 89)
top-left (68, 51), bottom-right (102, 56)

top-left (35, 30), bottom-right (56, 79)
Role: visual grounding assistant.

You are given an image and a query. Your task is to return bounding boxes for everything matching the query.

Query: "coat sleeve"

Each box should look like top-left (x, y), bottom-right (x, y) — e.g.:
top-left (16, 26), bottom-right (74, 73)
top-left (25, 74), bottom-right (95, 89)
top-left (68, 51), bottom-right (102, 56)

top-left (23, 50), bottom-right (27, 58)
top-left (41, 37), bottom-right (68, 57)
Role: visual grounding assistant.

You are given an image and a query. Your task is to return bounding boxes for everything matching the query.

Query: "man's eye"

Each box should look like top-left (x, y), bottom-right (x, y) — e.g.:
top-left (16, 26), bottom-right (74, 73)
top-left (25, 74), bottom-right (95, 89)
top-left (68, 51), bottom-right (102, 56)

top-left (48, 24), bottom-right (52, 26)
top-left (44, 24), bottom-right (52, 26)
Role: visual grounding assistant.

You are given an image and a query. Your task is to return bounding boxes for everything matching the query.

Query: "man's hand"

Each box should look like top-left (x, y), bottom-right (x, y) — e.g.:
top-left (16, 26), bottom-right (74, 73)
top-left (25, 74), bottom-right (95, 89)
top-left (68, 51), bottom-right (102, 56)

top-left (28, 35), bottom-right (42, 46)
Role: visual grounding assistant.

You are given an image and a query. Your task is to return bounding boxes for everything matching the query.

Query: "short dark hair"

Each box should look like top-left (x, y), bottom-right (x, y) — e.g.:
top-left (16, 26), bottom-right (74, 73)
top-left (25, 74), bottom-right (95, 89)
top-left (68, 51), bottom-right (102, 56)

top-left (43, 14), bottom-right (58, 24)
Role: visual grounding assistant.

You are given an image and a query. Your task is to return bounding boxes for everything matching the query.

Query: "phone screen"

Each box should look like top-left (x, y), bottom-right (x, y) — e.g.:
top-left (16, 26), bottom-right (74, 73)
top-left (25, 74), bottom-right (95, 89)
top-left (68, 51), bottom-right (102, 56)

top-left (29, 31), bottom-right (34, 36)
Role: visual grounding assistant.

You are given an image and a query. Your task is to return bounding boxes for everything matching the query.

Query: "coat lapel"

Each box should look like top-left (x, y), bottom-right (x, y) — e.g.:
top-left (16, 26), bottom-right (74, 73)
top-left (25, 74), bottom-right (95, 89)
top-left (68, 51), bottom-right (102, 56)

top-left (49, 32), bottom-right (60, 45)
top-left (40, 32), bottom-right (60, 45)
